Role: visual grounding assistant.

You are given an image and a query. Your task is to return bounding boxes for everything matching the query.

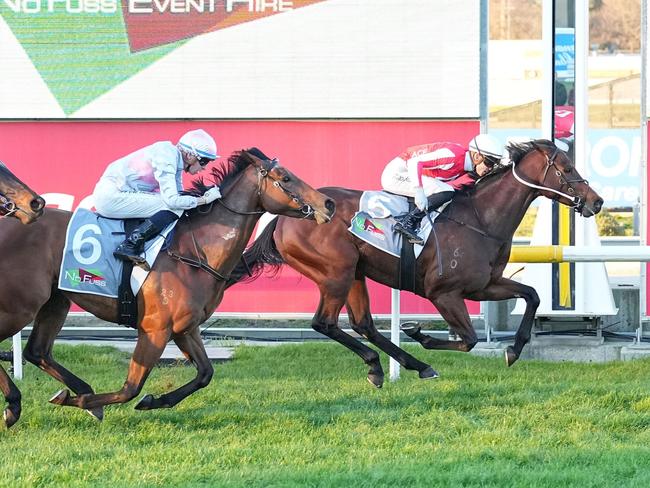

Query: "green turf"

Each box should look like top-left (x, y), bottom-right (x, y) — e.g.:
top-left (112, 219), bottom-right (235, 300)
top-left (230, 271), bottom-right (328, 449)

top-left (2, 342), bottom-right (650, 487)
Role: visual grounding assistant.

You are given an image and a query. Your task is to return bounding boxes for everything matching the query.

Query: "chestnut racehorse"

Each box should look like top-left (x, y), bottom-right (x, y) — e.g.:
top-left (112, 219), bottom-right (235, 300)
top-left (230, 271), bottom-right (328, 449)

top-left (227, 140), bottom-right (603, 387)
top-left (0, 161), bottom-right (45, 224)
top-left (0, 148), bottom-right (335, 428)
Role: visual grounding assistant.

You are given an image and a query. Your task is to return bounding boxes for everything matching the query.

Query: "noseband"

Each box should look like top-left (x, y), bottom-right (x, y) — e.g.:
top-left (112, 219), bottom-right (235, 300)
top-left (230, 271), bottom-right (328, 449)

top-left (511, 146), bottom-right (588, 213)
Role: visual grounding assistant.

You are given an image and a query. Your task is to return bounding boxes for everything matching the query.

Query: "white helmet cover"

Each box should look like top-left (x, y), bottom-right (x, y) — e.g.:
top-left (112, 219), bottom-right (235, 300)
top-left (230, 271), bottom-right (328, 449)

top-left (468, 134), bottom-right (505, 160)
top-left (178, 129), bottom-right (218, 160)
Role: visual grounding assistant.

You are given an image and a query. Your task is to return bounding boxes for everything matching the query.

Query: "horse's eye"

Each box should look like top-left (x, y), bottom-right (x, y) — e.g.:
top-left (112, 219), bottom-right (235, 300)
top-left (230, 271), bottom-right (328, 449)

top-left (565, 166), bottom-right (573, 173)
top-left (282, 176), bottom-right (290, 183)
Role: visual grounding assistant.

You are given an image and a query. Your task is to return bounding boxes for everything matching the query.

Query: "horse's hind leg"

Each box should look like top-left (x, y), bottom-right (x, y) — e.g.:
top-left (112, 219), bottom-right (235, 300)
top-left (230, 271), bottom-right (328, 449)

top-left (313, 288), bottom-right (385, 388)
top-left (134, 327), bottom-right (213, 411)
top-left (346, 279), bottom-right (438, 379)
top-left (50, 327), bottom-right (170, 412)
top-left (404, 293), bottom-right (478, 353)
top-left (22, 290), bottom-right (103, 421)
top-left (0, 364), bottom-right (21, 428)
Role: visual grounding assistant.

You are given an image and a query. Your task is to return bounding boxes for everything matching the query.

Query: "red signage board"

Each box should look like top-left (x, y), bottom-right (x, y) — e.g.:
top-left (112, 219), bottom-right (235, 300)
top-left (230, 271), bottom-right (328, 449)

top-left (0, 120), bottom-right (480, 315)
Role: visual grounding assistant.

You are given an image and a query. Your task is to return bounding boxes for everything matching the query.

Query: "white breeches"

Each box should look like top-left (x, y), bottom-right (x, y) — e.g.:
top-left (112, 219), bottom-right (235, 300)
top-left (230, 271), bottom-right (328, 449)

top-left (93, 181), bottom-right (183, 219)
top-left (380, 157), bottom-right (454, 197)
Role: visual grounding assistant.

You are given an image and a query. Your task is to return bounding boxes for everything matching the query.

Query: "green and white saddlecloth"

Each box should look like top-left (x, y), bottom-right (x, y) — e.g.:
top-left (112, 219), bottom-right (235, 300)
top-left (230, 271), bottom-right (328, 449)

top-left (347, 191), bottom-right (439, 259)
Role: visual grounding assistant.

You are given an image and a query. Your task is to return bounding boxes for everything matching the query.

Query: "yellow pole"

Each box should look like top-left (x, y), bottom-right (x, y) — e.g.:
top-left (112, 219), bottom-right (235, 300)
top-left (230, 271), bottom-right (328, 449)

top-left (558, 204), bottom-right (572, 307)
top-left (509, 246), bottom-right (564, 263)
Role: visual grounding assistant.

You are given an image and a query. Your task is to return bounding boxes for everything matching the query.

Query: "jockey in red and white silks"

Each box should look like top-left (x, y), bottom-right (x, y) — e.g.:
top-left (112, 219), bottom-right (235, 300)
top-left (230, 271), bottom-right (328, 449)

top-left (381, 142), bottom-right (474, 199)
top-left (381, 134), bottom-right (505, 245)
top-left (93, 129), bottom-right (223, 269)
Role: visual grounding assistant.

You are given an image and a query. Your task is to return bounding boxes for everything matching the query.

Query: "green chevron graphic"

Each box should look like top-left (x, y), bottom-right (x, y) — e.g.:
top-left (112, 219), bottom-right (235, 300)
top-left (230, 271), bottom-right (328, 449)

top-left (0, 9), bottom-right (183, 115)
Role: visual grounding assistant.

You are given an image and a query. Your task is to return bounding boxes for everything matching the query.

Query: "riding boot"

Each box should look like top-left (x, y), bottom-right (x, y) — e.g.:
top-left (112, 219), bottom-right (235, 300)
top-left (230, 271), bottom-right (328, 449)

top-left (113, 220), bottom-right (160, 269)
top-left (426, 191), bottom-right (455, 211)
top-left (393, 208), bottom-right (426, 245)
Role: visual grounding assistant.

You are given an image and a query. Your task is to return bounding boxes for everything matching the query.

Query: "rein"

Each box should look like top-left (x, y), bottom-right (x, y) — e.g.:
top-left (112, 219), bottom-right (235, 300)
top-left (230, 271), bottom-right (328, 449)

top-left (167, 224), bottom-right (230, 282)
top-left (511, 146), bottom-right (587, 212)
top-left (167, 153), bottom-right (318, 280)
top-left (433, 145), bottom-right (585, 242)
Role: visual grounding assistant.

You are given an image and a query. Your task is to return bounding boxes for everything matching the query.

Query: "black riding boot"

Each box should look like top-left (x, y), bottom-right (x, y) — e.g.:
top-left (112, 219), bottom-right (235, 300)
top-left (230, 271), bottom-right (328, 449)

top-left (393, 191), bottom-right (455, 246)
top-left (393, 208), bottom-right (426, 245)
top-left (426, 191), bottom-right (455, 211)
top-left (113, 210), bottom-right (179, 269)
top-left (113, 220), bottom-right (159, 268)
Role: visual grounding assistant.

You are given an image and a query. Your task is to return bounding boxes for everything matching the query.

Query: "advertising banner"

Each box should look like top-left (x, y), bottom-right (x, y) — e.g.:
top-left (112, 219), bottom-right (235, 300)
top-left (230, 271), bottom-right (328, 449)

top-left (0, 119), bottom-right (481, 315)
top-left (0, 0), bottom-right (480, 118)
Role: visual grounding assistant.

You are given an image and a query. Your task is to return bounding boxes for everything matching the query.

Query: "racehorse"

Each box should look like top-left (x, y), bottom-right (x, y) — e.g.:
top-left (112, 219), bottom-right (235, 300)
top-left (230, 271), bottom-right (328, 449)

top-left (0, 161), bottom-right (45, 224)
top-left (0, 148), bottom-right (335, 428)
top-left (226, 140), bottom-right (603, 387)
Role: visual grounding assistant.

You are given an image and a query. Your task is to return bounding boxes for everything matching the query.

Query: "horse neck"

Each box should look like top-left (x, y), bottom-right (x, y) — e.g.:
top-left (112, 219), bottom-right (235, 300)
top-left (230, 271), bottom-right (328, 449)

top-left (184, 167), bottom-right (262, 273)
top-left (471, 165), bottom-right (539, 241)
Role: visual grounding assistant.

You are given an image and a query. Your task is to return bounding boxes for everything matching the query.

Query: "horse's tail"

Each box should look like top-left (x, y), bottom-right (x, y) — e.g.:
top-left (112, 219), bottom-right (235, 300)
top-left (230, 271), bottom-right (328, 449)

top-left (226, 218), bottom-right (285, 289)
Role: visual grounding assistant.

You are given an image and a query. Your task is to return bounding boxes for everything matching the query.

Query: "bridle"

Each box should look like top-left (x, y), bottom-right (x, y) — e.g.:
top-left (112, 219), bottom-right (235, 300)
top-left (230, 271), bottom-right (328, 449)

top-left (511, 145), bottom-right (588, 213)
top-left (438, 145), bottom-right (589, 243)
top-left (0, 161), bottom-right (19, 219)
top-left (216, 156), bottom-right (327, 221)
top-left (0, 192), bottom-right (17, 219)
top-left (168, 152), bottom-right (330, 281)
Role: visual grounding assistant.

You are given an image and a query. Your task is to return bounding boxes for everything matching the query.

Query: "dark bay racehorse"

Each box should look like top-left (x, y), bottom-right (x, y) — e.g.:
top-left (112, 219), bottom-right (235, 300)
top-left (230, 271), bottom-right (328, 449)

top-left (0, 161), bottom-right (45, 224)
top-left (0, 148), bottom-right (335, 428)
top-left (227, 140), bottom-right (603, 387)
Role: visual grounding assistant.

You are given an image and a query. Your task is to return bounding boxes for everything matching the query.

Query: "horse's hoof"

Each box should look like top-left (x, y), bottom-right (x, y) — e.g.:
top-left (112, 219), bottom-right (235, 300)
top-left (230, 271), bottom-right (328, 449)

top-left (419, 366), bottom-right (440, 379)
top-left (134, 394), bottom-right (154, 410)
top-left (505, 346), bottom-right (519, 367)
top-left (3, 407), bottom-right (19, 429)
top-left (49, 389), bottom-right (70, 406)
top-left (367, 373), bottom-right (384, 389)
top-left (85, 407), bottom-right (104, 422)
top-left (400, 322), bottom-right (421, 337)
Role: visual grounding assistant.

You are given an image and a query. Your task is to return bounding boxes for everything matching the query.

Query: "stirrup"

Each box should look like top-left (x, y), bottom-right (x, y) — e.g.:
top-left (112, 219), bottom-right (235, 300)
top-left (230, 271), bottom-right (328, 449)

top-left (114, 250), bottom-right (150, 271)
top-left (394, 224), bottom-right (424, 245)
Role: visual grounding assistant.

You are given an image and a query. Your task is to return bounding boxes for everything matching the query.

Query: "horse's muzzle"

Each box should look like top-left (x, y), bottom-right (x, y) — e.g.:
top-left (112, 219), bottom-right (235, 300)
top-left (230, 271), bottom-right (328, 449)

top-left (577, 196), bottom-right (603, 217)
top-left (310, 198), bottom-right (336, 224)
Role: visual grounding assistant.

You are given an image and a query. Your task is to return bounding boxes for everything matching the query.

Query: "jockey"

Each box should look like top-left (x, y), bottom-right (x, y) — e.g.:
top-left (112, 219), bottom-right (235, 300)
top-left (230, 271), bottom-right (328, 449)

top-left (380, 134), bottom-right (505, 245)
top-left (93, 129), bottom-right (222, 269)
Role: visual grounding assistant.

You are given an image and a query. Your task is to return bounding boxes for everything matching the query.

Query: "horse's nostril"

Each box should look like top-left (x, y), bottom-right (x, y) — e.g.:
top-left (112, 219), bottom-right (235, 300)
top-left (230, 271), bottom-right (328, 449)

top-left (30, 197), bottom-right (45, 212)
top-left (594, 198), bottom-right (603, 213)
top-left (325, 199), bottom-right (336, 213)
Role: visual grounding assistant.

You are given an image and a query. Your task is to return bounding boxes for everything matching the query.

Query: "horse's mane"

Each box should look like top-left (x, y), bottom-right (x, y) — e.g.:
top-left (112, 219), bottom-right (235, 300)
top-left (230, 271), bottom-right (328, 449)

top-left (469, 138), bottom-right (556, 189)
top-left (185, 147), bottom-right (270, 197)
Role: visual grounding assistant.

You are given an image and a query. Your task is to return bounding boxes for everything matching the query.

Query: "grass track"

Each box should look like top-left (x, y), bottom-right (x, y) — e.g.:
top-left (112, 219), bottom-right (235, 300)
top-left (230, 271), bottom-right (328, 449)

top-left (2, 342), bottom-right (650, 487)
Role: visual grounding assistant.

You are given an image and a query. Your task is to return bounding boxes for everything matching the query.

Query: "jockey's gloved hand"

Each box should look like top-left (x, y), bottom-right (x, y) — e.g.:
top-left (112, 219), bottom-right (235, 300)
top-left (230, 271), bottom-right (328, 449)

top-left (197, 186), bottom-right (221, 206)
top-left (414, 187), bottom-right (427, 211)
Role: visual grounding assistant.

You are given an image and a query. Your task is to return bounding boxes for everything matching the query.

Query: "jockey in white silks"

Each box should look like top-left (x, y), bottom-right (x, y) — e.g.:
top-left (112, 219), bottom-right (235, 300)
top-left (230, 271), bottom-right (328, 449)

top-left (93, 129), bottom-right (222, 269)
top-left (380, 134), bottom-right (505, 245)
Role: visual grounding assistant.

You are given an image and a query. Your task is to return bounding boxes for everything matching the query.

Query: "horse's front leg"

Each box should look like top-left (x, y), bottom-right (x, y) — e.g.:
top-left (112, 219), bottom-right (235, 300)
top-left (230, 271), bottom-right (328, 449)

top-left (468, 277), bottom-right (540, 366)
top-left (403, 292), bottom-right (478, 353)
top-left (23, 291), bottom-right (104, 421)
top-left (134, 327), bottom-right (213, 411)
top-left (50, 327), bottom-right (171, 412)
